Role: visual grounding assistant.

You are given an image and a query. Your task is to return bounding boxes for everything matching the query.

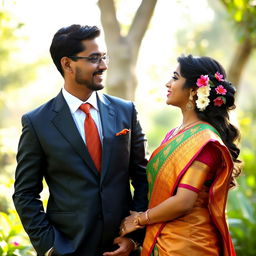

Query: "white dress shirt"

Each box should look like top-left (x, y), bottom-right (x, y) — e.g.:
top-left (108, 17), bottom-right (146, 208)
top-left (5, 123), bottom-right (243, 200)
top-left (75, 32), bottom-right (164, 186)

top-left (62, 88), bottom-right (103, 144)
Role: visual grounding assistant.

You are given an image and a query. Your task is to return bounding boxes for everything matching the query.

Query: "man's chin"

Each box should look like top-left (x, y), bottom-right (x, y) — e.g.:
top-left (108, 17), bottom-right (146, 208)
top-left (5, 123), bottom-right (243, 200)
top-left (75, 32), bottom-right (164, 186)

top-left (89, 84), bottom-right (104, 91)
top-left (94, 84), bottom-right (104, 91)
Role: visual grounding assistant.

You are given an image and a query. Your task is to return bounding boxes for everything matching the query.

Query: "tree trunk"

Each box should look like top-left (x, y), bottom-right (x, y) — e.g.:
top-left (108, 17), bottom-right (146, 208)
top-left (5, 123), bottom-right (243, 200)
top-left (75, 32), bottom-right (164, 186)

top-left (106, 40), bottom-right (138, 100)
top-left (98, 0), bottom-right (157, 100)
top-left (227, 36), bottom-right (253, 89)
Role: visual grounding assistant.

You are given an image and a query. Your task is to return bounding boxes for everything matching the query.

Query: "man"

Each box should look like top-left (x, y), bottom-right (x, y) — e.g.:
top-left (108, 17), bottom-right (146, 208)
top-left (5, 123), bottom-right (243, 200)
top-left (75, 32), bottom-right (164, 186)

top-left (13, 24), bottom-right (148, 256)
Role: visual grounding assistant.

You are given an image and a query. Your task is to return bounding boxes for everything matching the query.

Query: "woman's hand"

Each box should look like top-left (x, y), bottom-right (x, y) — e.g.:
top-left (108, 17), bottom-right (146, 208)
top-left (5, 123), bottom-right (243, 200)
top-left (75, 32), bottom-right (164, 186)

top-left (119, 211), bottom-right (144, 236)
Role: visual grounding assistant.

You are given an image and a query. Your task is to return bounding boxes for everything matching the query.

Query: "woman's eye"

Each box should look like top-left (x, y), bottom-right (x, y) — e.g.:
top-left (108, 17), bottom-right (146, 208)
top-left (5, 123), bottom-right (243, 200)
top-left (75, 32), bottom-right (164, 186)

top-left (172, 76), bottom-right (178, 80)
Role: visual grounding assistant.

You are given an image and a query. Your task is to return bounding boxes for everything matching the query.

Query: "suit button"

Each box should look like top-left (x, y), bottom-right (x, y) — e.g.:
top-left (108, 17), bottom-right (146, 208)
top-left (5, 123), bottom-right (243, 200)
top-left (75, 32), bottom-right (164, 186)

top-left (98, 213), bottom-right (103, 219)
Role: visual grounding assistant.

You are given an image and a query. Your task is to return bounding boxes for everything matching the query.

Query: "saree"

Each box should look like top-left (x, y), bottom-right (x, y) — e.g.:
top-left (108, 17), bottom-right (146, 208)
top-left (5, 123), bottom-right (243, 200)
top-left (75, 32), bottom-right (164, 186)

top-left (141, 122), bottom-right (236, 256)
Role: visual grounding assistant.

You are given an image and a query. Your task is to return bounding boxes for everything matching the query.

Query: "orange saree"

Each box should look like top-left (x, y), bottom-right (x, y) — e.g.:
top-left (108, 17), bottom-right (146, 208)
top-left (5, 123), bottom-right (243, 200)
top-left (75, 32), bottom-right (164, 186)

top-left (142, 123), bottom-right (236, 256)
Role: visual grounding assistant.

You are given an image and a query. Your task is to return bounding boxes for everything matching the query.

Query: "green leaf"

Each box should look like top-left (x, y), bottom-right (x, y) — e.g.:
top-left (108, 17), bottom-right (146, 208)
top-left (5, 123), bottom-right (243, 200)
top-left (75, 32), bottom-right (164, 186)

top-left (234, 10), bottom-right (243, 21)
top-left (247, 175), bottom-right (255, 187)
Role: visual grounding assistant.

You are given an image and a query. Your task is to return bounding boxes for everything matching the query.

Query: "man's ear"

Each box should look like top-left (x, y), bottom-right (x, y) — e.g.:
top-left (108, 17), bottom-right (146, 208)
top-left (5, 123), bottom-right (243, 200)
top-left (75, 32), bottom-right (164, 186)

top-left (61, 57), bottom-right (73, 74)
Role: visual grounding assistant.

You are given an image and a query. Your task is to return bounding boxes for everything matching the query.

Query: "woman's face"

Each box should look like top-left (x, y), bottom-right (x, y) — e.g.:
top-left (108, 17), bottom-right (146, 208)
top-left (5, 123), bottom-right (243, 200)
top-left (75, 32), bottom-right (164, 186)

top-left (166, 65), bottom-right (190, 109)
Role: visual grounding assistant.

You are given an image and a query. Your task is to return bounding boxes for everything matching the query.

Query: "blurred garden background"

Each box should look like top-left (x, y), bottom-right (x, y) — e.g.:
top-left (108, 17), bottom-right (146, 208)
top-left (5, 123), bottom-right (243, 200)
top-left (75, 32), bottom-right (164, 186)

top-left (0, 0), bottom-right (256, 255)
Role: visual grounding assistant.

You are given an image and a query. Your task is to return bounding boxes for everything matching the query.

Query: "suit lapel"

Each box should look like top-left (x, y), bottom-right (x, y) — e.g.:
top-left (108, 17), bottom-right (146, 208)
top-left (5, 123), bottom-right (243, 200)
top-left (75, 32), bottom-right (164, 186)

top-left (51, 92), bottom-right (99, 176)
top-left (97, 93), bottom-right (116, 183)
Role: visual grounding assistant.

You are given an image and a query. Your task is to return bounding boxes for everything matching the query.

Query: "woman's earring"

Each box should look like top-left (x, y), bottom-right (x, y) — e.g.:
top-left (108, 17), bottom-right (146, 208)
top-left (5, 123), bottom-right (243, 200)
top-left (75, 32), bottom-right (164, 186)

top-left (186, 93), bottom-right (195, 110)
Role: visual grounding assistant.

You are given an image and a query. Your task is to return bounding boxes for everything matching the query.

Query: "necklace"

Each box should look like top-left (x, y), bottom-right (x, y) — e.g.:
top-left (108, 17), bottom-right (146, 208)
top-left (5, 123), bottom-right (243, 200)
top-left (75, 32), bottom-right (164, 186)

top-left (167, 120), bottom-right (201, 140)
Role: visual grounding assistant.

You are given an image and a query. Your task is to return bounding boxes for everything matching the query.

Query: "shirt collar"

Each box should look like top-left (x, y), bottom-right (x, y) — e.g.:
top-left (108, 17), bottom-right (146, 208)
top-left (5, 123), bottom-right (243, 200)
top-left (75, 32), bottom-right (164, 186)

top-left (62, 88), bottom-right (99, 114)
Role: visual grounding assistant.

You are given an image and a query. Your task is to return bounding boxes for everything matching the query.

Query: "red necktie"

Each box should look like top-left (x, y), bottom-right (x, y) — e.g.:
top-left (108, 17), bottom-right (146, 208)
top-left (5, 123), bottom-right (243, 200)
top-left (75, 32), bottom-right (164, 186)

top-left (79, 103), bottom-right (102, 172)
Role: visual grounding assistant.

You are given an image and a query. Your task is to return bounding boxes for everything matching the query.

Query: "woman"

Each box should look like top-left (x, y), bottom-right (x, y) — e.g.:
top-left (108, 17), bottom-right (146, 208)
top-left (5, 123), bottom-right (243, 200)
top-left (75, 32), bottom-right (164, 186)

top-left (120, 55), bottom-right (241, 256)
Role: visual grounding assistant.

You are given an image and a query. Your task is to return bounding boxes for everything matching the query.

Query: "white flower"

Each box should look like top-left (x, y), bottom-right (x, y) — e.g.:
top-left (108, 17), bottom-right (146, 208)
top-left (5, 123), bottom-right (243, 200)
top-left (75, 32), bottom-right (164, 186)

top-left (196, 84), bottom-right (211, 111)
top-left (196, 96), bottom-right (210, 111)
top-left (197, 86), bottom-right (211, 97)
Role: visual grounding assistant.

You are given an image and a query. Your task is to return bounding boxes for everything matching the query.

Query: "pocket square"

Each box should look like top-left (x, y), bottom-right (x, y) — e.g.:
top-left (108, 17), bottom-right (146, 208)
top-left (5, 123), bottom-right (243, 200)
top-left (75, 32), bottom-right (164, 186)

top-left (116, 128), bottom-right (130, 136)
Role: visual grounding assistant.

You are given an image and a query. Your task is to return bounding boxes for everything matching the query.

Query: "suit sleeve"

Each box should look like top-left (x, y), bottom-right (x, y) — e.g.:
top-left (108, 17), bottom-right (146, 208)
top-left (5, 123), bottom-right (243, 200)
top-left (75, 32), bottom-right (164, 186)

top-left (13, 114), bottom-right (54, 255)
top-left (129, 103), bottom-right (148, 211)
top-left (126, 103), bottom-right (148, 244)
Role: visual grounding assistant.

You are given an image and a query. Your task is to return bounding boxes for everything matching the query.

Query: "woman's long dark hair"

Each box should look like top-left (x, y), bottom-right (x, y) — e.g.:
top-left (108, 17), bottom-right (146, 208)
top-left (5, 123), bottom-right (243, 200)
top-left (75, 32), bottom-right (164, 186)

top-left (178, 54), bottom-right (242, 188)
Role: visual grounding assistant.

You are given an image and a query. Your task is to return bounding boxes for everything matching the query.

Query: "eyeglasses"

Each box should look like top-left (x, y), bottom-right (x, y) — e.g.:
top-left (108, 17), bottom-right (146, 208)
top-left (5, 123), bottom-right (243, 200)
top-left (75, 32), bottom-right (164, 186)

top-left (69, 55), bottom-right (109, 64)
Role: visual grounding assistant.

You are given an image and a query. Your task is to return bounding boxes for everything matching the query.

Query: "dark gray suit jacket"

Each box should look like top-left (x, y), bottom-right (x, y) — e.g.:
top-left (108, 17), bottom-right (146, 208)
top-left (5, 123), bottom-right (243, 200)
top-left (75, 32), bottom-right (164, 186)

top-left (13, 91), bottom-right (148, 256)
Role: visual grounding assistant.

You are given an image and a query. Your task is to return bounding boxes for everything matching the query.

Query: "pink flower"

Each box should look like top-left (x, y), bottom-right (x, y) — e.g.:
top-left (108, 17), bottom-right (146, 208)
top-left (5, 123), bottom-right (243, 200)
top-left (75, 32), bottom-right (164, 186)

top-left (215, 72), bottom-right (224, 81)
top-left (196, 75), bottom-right (209, 87)
top-left (215, 85), bottom-right (227, 95)
top-left (214, 97), bottom-right (225, 107)
top-left (11, 241), bottom-right (20, 246)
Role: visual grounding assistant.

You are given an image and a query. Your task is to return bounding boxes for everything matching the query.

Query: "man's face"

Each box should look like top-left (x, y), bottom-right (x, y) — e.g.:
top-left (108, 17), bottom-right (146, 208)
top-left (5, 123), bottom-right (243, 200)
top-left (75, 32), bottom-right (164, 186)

top-left (71, 39), bottom-right (108, 91)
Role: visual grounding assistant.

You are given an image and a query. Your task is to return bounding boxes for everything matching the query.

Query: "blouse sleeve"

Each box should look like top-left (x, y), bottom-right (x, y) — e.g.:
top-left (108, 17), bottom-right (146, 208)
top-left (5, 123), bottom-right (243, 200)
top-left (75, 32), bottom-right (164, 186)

top-left (178, 143), bottom-right (222, 193)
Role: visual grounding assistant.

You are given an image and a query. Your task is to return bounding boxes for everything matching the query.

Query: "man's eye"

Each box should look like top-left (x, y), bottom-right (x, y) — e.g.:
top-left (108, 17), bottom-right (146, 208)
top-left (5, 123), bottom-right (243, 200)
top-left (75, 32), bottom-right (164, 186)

top-left (89, 56), bottom-right (99, 62)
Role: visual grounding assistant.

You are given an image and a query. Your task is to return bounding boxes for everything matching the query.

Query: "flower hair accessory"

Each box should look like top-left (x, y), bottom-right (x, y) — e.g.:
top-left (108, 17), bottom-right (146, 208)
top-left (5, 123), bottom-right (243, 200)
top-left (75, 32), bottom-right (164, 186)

top-left (195, 72), bottom-right (227, 111)
top-left (215, 72), bottom-right (224, 81)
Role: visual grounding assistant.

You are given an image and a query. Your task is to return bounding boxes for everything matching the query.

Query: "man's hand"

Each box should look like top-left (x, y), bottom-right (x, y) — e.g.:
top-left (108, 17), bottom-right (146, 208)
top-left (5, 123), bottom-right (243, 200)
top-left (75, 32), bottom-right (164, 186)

top-left (103, 237), bottom-right (134, 256)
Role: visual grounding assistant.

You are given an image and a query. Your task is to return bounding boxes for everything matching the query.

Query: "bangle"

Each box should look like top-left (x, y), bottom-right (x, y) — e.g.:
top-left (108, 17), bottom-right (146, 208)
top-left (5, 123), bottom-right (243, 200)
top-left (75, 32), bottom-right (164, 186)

top-left (128, 238), bottom-right (139, 250)
top-left (145, 209), bottom-right (151, 224)
top-left (137, 209), bottom-right (151, 226)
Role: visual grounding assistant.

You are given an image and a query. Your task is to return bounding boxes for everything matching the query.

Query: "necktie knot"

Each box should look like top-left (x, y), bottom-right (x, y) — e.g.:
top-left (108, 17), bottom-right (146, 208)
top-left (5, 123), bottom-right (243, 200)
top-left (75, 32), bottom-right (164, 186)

top-left (79, 103), bottom-right (91, 114)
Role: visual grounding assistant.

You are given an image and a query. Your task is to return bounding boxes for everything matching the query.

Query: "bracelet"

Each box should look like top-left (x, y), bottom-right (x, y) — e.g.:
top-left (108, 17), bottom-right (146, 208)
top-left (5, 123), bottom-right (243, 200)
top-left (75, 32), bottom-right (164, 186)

top-left (137, 209), bottom-right (151, 226)
top-left (128, 238), bottom-right (139, 251)
top-left (145, 209), bottom-right (151, 224)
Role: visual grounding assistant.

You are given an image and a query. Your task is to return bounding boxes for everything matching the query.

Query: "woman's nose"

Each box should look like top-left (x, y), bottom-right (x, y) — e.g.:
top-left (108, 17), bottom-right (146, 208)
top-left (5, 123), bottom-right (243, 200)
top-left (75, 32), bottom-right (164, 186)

top-left (166, 82), bottom-right (171, 88)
